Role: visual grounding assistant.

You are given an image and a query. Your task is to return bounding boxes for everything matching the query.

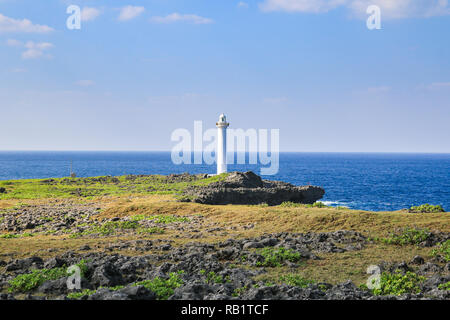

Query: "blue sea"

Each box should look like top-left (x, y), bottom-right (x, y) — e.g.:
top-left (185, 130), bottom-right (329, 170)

top-left (0, 151), bottom-right (449, 212)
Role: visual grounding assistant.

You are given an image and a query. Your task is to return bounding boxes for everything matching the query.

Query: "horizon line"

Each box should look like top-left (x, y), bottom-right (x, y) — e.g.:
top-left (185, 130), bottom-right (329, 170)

top-left (0, 150), bottom-right (449, 154)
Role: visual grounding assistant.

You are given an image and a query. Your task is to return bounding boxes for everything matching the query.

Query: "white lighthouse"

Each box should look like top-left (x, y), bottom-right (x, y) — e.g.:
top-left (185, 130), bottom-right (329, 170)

top-left (216, 113), bottom-right (229, 175)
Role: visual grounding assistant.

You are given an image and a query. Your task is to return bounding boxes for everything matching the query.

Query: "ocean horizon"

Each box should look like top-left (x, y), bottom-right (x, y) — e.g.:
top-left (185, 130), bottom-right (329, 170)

top-left (1, 151), bottom-right (449, 212)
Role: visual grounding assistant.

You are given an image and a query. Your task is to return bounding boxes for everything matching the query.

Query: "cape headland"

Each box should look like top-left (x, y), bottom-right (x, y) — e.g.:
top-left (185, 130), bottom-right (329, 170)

top-left (0, 172), bottom-right (448, 301)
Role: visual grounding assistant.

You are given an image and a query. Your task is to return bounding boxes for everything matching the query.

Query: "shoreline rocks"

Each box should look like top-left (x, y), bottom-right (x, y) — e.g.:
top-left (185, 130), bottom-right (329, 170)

top-left (182, 171), bottom-right (325, 205)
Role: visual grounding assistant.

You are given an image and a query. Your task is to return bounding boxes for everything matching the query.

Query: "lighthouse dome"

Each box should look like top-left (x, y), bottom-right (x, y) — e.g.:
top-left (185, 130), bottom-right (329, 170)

top-left (218, 114), bottom-right (227, 122)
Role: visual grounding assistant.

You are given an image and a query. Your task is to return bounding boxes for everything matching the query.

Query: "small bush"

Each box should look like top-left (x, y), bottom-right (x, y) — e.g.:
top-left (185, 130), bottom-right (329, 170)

top-left (137, 227), bottom-right (165, 235)
top-left (8, 267), bottom-right (66, 292)
top-left (409, 204), bottom-right (445, 213)
top-left (134, 271), bottom-right (184, 300)
top-left (232, 285), bottom-right (248, 297)
top-left (76, 259), bottom-right (89, 278)
top-left (373, 270), bottom-right (425, 296)
top-left (131, 215), bottom-right (189, 224)
top-left (280, 274), bottom-right (315, 288)
top-left (67, 289), bottom-right (96, 299)
top-left (378, 227), bottom-right (430, 246)
top-left (307, 202), bottom-right (328, 208)
top-left (431, 240), bottom-right (450, 262)
top-left (0, 233), bottom-right (19, 239)
top-left (279, 201), bottom-right (303, 208)
top-left (256, 247), bottom-right (302, 267)
top-left (438, 282), bottom-right (450, 291)
top-left (199, 271), bottom-right (230, 284)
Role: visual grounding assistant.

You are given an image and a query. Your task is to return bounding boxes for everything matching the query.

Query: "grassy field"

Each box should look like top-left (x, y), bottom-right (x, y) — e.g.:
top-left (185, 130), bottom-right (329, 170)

top-left (0, 175), bottom-right (449, 287)
top-left (0, 173), bottom-right (228, 200)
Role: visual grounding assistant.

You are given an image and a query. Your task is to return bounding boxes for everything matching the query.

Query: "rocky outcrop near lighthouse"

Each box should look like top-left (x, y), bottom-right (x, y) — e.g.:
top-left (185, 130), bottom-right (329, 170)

top-left (181, 171), bottom-right (325, 206)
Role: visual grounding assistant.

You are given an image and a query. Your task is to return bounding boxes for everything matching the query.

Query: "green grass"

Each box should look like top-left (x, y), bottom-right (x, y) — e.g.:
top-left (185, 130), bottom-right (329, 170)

top-left (67, 289), bottom-right (97, 299)
top-left (130, 214), bottom-right (190, 224)
top-left (69, 220), bottom-right (165, 238)
top-left (279, 201), bottom-right (304, 208)
top-left (8, 267), bottom-right (67, 292)
top-left (431, 240), bottom-right (450, 262)
top-left (438, 282), bottom-right (450, 291)
top-left (279, 201), bottom-right (328, 208)
top-left (134, 271), bottom-right (184, 300)
top-left (137, 227), bottom-right (165, 235)
top-left (372, 270), bottom-right (425, 296)
top-left (199, 270), bottom-right (231, 284)
top-left (232, 285), bottom-right (248, 297)
top-left (279, 274), bottom-right (315, 288)
top-left (256, 247), bottom-right (302, 267)
top-left (409, 204), bottom-right (445, 213)
top-left (0, 233), bottom-right (19, 239)
top-left (374, 227), bottom-right (430, 246)
top-left (0, 173), bottom-right (229, 200)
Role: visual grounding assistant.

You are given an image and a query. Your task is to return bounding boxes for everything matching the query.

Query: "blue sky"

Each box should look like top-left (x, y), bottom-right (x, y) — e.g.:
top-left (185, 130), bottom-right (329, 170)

top-left (0, 0), bottom-right (449, 152)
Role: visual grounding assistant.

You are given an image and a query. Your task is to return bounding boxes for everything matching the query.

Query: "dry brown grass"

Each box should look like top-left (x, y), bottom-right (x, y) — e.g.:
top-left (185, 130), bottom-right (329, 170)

top-left (254, 243), bottom-right (435, 286)
top-left (95, 195), bottom-right (450, 237)
top-left (1, 194), bottom-right (449, 285)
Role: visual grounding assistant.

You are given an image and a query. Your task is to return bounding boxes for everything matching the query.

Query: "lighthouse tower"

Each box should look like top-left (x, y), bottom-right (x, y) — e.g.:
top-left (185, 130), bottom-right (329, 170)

top-left (216, 113), bottom-right (230, 175)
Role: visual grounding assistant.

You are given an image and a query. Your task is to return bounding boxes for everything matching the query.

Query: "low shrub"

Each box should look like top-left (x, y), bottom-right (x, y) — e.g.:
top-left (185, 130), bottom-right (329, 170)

top-left (431, 240), bottom-right (450, 262)
top-left (373, 270), bottom-right (425, 296)
top-left (131, 214), bottom-right (190, 224)
top-left (409, 204), bottom-right (445, 213)
top-left (377, 227), bottom-right (430, 246)
top-left (67, 289), bottom-right (97, 299)
top-left (279, 201), bottom-right (303, 208)
top-left (307, 202), bottom-right (328, 208)
top-left (134, 271), bottom-right (184, 300)
top-left (256, 247), bottom-right (302, 267)
top-left (438, 282), bottom-right (450, 291)
top-left (280, 274), bottom-right (315, 288)
top-left (8, 267), bottom-right (66, 292)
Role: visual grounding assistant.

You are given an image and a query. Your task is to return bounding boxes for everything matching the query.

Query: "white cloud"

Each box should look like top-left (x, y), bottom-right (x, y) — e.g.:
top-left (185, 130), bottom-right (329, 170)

top-left (7, 40), bottom-right (54, 59)
top-left (0, 13), bottom-right (53, 33)
top-left (22, 41), bottom-right (53, 59)
top-left (75, 80), bottom-right (96, 87)
top-left (118, 6), bottom-right (145, 21)
top-left (259, 0), bottom-right (347, 13)
top-left (81, 7), bottom-right (101, 22)
top-left (150, 13), bottom-right (214, 24)
top-left (238, 2), bottom-right (250, 8)
top-left (258, 0), bottom-right (450, 18)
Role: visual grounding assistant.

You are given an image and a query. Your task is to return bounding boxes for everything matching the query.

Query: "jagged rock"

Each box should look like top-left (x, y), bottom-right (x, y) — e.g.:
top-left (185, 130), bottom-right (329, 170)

top-left (418, 262), bottom-right (442, 275)
top-left (37, 278), bottom-right (69, 295)
top-left (182, 171), bottom-right (325, 205)
top-left (410, 255), bottom-right (425, 265)
top-left (44, 257), bottom-right (66, 269)
top-left (91, 263), bottom-right (124, 287)
top-left (325, 281), bottom-right (370, 300)
top-left (116, 285), bottom-right (156, 300)
top-left (5, 256), bottom-right (43, 272)
top-left (88, 288), bottom-right (129, 300)
top-left (170, 284), bottom-right (217, 300)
